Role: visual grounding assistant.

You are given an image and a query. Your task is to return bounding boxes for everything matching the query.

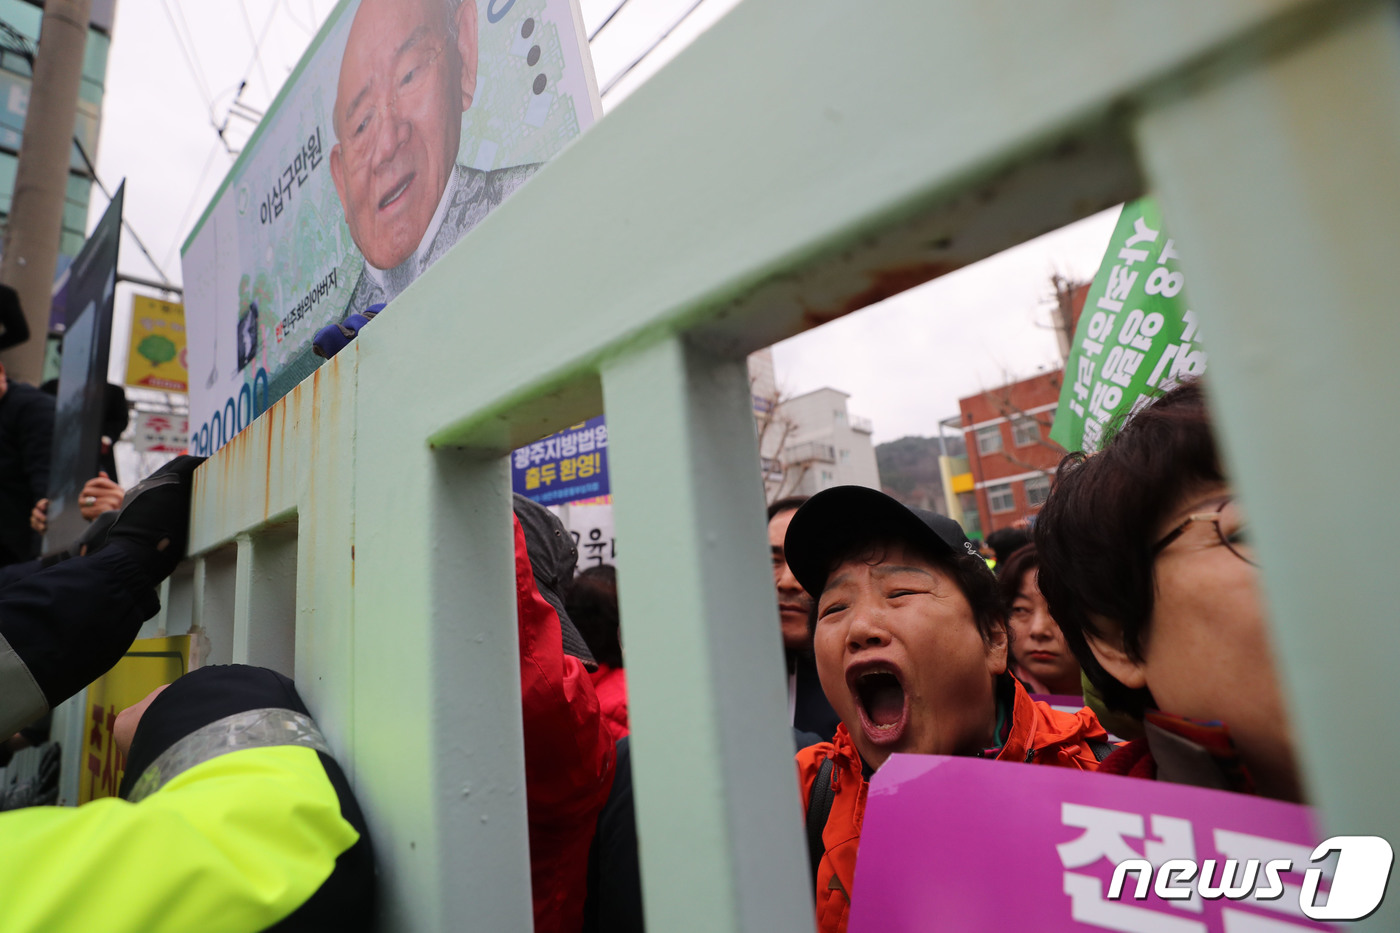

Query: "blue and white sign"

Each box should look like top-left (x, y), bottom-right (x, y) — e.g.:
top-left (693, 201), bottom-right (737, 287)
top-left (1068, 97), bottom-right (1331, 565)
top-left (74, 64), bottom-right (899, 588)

top-left (511, 415), bottom-right (609, 505)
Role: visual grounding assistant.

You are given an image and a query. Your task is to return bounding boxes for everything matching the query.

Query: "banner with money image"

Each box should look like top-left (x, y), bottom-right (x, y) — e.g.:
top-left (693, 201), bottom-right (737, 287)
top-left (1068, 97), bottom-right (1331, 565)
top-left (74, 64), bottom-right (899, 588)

top-left (182, 0), bottom-right (600, 455)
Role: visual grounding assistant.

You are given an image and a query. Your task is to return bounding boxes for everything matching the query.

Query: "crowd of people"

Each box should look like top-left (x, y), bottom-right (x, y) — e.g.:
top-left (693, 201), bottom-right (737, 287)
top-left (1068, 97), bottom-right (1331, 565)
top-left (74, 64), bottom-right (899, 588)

top-left (575, 378), bottom-right (1303, 931)
top-left (0, 378), bottom-right (1306, 931)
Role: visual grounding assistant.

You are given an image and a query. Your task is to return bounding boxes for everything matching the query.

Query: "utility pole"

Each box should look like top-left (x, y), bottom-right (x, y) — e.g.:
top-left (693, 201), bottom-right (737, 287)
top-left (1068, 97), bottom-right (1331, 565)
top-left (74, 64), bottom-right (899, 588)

top-left (1050, 273), bottom-right (1086, 364)
top-left (0, 0), bottom-right (93, 384)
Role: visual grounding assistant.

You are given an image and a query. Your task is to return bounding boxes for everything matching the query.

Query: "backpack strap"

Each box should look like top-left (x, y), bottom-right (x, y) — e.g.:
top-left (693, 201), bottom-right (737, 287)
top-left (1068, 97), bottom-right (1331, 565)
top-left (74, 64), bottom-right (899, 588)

top-left (1026, 739), bottom-right (1118, 764)
top-left (805, 756), bottom-right (837, 890)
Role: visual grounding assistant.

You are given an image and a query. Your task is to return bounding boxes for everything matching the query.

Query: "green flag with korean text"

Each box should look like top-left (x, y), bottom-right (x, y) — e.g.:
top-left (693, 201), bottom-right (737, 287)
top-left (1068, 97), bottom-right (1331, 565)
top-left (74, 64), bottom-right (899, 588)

top-left (1050, 199), bottom-right (1204, 452)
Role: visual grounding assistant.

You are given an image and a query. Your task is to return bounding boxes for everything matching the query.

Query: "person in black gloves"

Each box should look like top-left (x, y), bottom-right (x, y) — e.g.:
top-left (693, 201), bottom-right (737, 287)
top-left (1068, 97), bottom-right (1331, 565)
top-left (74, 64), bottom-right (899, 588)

top-left (0, 455), bottom-right (203, 739)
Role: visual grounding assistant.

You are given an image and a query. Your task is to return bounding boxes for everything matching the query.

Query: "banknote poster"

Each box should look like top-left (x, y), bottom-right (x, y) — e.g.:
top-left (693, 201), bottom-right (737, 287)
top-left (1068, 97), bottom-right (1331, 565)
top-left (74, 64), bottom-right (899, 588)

top-left (182, 0), bottom-right (599, 455)
top-left (1050, 199), bottom-right (1203, 453)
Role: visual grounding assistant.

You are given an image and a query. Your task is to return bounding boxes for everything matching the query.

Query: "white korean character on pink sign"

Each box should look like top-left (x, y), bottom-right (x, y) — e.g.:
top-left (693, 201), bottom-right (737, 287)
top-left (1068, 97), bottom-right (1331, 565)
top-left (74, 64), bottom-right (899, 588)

top-left (1058, 804), bottom-right (1203, 932)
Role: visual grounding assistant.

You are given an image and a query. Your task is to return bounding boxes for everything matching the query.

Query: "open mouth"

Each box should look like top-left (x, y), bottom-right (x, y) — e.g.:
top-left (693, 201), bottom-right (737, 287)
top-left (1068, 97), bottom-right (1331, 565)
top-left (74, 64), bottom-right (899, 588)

top-left (378, 172), bottom-right (416, 211)
top-left (849, 665), bottom-right (909, 746)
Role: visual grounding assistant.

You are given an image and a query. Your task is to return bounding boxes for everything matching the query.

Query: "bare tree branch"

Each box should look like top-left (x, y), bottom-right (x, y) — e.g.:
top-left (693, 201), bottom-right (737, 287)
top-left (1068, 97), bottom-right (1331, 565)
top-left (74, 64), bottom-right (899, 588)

top-left (751, 372), bottom-right (808, 504)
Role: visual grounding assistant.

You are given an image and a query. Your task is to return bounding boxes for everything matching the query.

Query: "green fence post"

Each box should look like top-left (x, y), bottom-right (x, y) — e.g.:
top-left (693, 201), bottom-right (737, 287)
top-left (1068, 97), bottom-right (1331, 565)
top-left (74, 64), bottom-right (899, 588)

top-left (351, 402), bottom-right (534, 927)
top-left (1136, 5), bottom-right (1400, 928)
top-left (603, 336), bottom-right (812, 933)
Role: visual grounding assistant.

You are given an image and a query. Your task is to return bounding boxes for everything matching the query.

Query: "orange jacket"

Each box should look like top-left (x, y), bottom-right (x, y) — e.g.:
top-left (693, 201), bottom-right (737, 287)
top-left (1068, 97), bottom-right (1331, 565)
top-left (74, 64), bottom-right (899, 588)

top-left (793, 677), bottom-right (1107, 933)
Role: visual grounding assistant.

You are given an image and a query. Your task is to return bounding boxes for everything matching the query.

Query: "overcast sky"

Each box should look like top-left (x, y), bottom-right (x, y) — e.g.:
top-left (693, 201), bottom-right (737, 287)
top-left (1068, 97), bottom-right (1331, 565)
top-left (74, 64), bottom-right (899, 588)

top-left (92, 0), bottom-right (1116, 444)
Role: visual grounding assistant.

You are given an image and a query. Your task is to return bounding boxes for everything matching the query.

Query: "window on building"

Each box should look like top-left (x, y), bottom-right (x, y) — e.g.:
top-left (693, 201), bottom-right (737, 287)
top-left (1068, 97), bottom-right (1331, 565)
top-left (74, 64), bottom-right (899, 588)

top-left (1025, 474), bottom-right (1051, 507)
top-left (988, 483), bottom-right (1015, 514)
top-left (839, 449), bottom-right (850, 464)
top-left (80, 30), bottom-right (110, 106)
top-left (0, 49), bottom-right (30, 78)
top-left (1012, 416), bottom-right (1040, 447)
top-left (0, 0), bottom-right (44, 43)
top-left (60, 229), bottom-right (84, 258)
top-left (0, 152), bottom-right (16, 214)
top-left (976, 426), bottom-right (1003, 455)
top-left (62, 199), bottom-right (86, 234)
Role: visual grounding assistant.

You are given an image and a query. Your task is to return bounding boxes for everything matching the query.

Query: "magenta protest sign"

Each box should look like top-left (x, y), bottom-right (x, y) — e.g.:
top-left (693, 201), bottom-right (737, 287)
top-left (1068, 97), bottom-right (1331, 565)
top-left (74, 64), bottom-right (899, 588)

top-left (1032, 693), bottom-right (1092, 714)
top-left (849, 755), bottom-right (1345, 933)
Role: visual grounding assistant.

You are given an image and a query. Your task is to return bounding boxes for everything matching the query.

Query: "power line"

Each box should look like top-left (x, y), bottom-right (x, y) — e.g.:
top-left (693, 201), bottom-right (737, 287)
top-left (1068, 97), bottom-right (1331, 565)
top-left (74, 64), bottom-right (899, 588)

top-left (0, 19), bottom-right (35, 63)
top-left (588, 0), bottom-right (630, 42)
top-left (237, 0), bottom-right (274, 100)
top-left (208, 0), bottom-right (282, 153)
top-left (599, 0), bottom-right (707, 98)
top-left (169, 0), bottom-right (215, 99)
top-left (160, 139), bottom-right (227, 273)
top-left (214, 81), bottom-right (266, 155)
top-left (158, 0), bottom-right (214, 110)
top-left (159, 0), bottom-right (270, 155)
top-left (235, 1), bottom-right (282, 99)
top-left (72, 137), bottom-right (177, 287)
top-left (281, 0), bottom-right (316, 36)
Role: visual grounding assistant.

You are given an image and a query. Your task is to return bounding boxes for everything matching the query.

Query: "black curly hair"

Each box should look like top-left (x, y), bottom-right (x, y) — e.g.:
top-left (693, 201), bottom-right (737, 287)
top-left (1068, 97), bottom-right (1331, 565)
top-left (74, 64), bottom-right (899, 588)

top-left (1034, 380), bottom-right (1223, 718)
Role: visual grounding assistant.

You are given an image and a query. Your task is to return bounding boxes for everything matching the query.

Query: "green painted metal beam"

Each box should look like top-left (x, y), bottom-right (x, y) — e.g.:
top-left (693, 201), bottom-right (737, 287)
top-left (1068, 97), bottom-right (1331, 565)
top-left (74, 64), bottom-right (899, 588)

top-left (351, 423), bottom-right (534, 928)
top-left (398, 0), bottom-right (1346, 451)
top-left (191, 346), bottom-right (361, 776)
top-left (1136, 4), bottom-right (1400, 928)
top-left (603, 337), bottom-right (811, 931)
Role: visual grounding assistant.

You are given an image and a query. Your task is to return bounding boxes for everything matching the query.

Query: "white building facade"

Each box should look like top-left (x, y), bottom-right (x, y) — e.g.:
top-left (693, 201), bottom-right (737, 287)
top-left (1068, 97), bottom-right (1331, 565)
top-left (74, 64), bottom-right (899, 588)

top-left (767, 387), bottom-right (880, 498)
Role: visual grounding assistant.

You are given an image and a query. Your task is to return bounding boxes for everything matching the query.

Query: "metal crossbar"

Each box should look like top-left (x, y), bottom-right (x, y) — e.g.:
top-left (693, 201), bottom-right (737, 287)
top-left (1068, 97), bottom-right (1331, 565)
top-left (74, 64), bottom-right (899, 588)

top-left (150, 0), bottom-right (1400, 929)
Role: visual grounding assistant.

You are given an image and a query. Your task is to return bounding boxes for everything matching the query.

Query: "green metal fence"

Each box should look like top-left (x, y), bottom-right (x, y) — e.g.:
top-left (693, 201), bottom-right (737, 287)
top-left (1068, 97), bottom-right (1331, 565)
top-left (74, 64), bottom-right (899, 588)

top-left (95, 1), bottom-right (1400, 928)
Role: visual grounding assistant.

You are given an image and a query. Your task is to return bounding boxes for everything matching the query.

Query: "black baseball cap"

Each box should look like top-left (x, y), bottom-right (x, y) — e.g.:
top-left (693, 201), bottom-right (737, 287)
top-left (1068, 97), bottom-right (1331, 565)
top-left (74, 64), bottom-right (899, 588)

top-left (783, 485), bottom-right (983, 598)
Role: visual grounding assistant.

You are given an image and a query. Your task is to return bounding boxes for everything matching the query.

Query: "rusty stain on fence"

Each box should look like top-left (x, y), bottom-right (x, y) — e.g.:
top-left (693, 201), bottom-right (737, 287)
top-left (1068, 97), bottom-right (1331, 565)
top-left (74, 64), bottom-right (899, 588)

top-left (190, 350), bottom-right (355, 552)
top-left (800, 260), bottom-right (960, 329)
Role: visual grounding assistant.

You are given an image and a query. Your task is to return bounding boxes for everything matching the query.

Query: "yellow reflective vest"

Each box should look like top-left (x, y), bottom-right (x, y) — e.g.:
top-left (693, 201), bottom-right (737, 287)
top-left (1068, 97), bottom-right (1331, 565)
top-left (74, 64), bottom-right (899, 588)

top-left (0, 744), bottom-right (360, 932)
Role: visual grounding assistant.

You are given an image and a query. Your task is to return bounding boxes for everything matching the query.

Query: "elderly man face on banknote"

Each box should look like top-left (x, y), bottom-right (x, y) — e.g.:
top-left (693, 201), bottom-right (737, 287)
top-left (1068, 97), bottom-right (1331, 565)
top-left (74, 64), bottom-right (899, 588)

top-left (330, 0), bottom-right (538, 313)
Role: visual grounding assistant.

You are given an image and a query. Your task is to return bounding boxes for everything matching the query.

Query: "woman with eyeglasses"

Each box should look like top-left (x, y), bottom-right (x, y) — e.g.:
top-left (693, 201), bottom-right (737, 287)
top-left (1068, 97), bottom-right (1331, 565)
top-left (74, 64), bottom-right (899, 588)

top-left (1034, 380), bottom-right (1304, 801)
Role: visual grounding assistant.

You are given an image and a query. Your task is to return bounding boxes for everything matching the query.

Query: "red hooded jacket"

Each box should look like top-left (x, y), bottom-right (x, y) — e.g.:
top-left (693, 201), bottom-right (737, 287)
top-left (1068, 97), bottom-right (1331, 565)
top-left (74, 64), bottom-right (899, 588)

top-left (588, 664), bottom-right (630, 743)
top-left (514, 516), bottom-right (616, 933)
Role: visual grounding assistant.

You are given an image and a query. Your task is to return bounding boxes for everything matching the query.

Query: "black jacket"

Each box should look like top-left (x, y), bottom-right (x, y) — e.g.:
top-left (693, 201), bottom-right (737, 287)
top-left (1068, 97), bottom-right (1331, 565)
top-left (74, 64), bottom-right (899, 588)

top-left (0, 382), bottom-right (52, 564)
top-left (0, 285), bottom-right (29, 351)
top-left (583, 728), bottom-right (824, 933)
top-left (791, 650), bottom-right (841, 741)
